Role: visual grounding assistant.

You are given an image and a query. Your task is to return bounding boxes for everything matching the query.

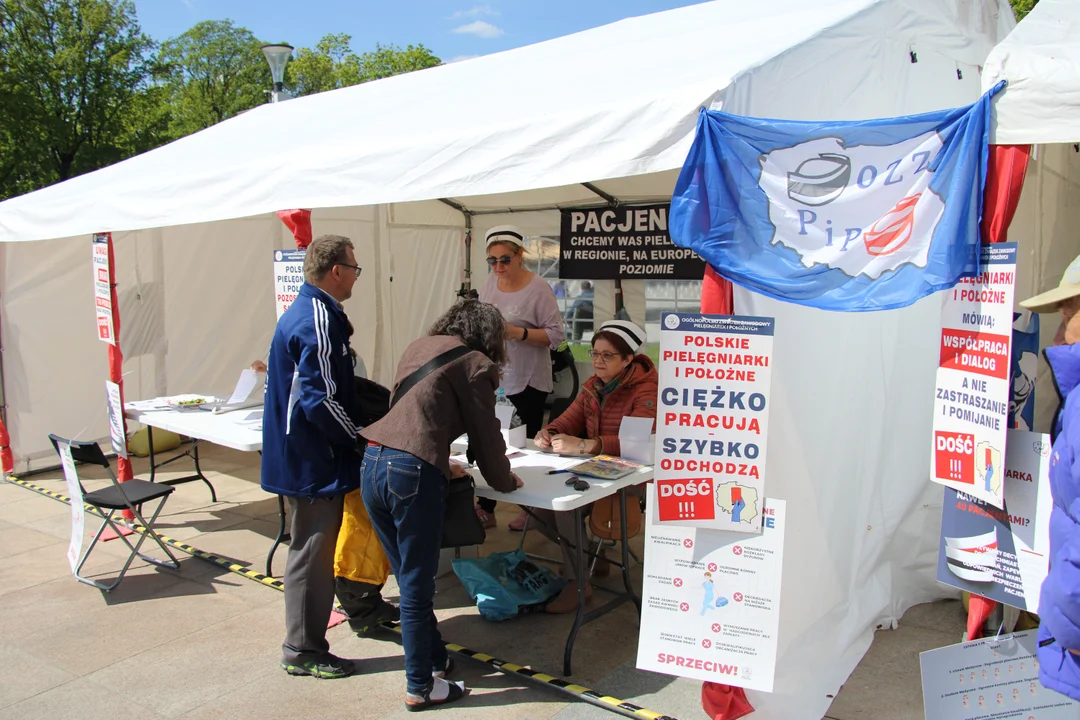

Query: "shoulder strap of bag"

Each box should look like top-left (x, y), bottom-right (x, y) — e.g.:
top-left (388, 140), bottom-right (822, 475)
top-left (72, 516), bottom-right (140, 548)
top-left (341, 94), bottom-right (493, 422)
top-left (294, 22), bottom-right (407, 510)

top-left (390, 345), bottom-right (472, 408)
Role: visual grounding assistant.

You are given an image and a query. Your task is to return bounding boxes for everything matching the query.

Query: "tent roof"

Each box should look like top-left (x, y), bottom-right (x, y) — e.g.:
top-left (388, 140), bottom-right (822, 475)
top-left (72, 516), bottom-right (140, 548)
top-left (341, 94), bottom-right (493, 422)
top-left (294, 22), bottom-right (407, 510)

top-left (0, 0), bottom-right (1012, 243)
top-left (984, 0), bottom-right (1080, 144)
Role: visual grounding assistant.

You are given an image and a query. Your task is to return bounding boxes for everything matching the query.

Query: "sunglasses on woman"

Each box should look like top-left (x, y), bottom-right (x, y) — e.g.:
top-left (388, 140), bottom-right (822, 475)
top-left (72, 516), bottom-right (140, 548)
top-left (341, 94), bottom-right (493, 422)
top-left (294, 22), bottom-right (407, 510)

top-left (486, 255), bottom-right (513, 266)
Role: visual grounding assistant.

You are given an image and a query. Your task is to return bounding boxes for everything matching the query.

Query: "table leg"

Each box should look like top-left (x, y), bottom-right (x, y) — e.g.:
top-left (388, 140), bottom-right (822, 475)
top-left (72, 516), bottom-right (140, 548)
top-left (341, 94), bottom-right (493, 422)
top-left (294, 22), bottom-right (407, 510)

top-left (190, 441), bottom-right (218, 502)
top-left (266, 494), bottom-right (289, 577)
top-left (619, 488), bottom-right (641, 618)
top-left (563, 506), bottom-right (587, 677)
top-left (146, 426), bottom-right (157, 483)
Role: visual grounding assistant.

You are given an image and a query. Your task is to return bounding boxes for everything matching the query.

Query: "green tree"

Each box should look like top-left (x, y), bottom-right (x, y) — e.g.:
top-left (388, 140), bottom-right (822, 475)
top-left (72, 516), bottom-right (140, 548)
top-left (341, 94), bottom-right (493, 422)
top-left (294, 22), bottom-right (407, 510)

top-left (1010, 0), bottom-right (1038, 21)
top-left (0, 0), bottom-right (155, 199)
top-left (157, 19), bottom-right (266, 137)
top-left (286, 36), bottom-right (440, 97)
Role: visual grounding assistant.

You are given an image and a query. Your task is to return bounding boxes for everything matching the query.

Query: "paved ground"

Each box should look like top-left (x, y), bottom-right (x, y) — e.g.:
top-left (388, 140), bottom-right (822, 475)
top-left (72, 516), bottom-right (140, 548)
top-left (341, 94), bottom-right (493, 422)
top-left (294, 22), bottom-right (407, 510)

top-left (0, 444), bottom-right (966, 719)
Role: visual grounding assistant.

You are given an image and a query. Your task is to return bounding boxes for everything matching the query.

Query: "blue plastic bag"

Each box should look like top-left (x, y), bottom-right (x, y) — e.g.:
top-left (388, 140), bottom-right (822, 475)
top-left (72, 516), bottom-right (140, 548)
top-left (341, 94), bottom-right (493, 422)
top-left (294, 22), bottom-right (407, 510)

top-left (452, 549), bottom-right (566, 621)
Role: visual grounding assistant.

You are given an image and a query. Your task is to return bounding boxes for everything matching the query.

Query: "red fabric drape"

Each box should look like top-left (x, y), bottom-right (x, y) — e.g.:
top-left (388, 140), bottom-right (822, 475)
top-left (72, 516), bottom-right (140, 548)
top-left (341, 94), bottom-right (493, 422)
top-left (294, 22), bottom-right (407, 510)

top-left (964, 143), bottom-right (1031, 640)
top-left (277, 209), bottom-right (313, 249)
top-left (104, 234), bottom-right (134, 497)
top-left (0, 417), bottom-right (12, 474)
top-left (702, 264), bottom-right (734, 316)
top-left (699, 265), bottom-right (746, 717)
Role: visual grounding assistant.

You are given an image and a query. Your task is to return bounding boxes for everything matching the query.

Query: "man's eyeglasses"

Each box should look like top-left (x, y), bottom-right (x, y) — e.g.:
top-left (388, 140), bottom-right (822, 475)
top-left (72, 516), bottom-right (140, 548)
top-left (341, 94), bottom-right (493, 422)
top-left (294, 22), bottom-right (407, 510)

top-left (336, 263), bottom-right (362, 278)
top-left (587, 350), bottom-right (620, 362)
top-left (486, 255), bottom-right (512, 266)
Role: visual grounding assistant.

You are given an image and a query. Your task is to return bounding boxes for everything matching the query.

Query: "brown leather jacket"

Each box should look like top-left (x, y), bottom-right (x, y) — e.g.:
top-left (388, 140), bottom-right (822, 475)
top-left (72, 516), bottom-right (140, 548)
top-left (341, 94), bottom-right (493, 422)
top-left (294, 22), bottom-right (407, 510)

top-left (360, 335), bottom-right (516, 492)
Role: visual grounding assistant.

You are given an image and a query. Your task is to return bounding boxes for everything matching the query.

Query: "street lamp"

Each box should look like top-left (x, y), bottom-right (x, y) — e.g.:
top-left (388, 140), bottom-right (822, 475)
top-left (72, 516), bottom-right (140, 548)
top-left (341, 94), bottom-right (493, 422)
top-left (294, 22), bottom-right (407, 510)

top-left (261, 43), bottom-right (294, 103)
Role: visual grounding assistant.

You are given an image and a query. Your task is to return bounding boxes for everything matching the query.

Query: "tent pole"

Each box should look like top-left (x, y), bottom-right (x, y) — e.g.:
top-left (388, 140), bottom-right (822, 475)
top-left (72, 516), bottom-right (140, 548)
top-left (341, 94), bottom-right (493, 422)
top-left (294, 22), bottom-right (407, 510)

top-left (580, 183), bottom-right (626, 314)
top-left (0, 286), bottom-right (11, 474)
top-left (439, 198), bottom-right (474, 295)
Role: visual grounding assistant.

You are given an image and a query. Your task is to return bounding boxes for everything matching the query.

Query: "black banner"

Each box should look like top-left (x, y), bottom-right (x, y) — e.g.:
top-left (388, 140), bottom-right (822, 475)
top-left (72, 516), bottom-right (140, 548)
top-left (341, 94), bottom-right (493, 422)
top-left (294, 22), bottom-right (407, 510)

top-left (558, 204), bottom-right (706, 280)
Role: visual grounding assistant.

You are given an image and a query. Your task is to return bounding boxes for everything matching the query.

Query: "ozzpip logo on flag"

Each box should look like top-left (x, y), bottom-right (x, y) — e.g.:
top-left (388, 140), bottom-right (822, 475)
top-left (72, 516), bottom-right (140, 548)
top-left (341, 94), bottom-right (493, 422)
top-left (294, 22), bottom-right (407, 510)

top-left (669, 83), bottom-right (1004, 312)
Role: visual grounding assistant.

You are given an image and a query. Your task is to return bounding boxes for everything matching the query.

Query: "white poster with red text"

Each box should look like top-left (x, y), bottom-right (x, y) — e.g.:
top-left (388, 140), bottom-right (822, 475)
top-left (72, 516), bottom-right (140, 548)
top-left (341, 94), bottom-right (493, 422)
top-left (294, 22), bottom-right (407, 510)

top-left (91, 234), bottom-right (115, 345)
top-left (636, 485), bottom-right (785, 692)
top-left (653, 313), bottom-right (774, 533)
top-left (932, 243), bottom-right (1017, 509)
top-left (274, 249), bottom-right (306, 319)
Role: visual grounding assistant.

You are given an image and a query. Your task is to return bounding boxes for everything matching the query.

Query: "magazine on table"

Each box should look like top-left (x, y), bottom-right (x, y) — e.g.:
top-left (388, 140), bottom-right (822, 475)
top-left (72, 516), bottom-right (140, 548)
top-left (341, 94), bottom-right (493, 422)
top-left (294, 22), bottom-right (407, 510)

top-left (566, 454), bottom-right (643, 480)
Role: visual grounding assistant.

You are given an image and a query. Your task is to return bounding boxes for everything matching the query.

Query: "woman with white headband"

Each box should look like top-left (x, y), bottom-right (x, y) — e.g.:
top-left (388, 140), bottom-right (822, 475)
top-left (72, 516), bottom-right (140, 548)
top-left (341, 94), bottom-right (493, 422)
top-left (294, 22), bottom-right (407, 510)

top-left (533, 319), bottom-right (658, 612)
top-left (477, 225), bottom-right (565, 530)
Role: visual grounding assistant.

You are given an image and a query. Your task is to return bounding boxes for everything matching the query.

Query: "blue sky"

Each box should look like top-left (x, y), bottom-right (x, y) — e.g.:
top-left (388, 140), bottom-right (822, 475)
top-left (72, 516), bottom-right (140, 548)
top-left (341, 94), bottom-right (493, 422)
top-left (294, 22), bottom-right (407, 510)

top-left (131, 0), bottom-right (707, 62)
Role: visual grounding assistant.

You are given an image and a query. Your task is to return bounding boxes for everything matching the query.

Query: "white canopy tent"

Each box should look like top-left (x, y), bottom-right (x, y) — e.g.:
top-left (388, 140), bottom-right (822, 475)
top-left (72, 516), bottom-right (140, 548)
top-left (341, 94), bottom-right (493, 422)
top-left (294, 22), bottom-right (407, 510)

top-left (984, 0), bottom-right (1080, 145)
top-left (0, 1), bottom-right (1059, 718)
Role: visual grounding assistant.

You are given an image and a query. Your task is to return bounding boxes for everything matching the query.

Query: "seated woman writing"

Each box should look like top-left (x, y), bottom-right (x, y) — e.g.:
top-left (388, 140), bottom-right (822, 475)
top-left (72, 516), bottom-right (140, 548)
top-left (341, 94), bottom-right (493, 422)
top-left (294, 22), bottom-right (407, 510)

top-left (533, 319), bottom-right (657, 613)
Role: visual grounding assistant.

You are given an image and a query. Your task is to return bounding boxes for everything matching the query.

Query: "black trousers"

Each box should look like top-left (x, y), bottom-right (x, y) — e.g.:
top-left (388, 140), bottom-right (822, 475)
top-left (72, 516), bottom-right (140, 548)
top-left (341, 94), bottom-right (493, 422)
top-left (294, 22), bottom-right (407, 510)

top-left (477, 385), bottom-right (548, 513)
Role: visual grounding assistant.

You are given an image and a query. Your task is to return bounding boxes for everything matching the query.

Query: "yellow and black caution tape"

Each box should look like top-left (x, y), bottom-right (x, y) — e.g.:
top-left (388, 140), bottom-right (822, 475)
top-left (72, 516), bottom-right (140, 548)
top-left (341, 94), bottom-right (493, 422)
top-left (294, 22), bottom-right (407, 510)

top-left (5, 474), bottom-right (678, 720)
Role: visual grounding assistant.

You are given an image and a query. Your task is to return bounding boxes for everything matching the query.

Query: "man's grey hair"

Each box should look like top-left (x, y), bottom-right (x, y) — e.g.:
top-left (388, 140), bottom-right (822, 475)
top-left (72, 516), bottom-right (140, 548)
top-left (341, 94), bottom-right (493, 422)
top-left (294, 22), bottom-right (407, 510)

top-left (304, 234), bottom-right (354, 283)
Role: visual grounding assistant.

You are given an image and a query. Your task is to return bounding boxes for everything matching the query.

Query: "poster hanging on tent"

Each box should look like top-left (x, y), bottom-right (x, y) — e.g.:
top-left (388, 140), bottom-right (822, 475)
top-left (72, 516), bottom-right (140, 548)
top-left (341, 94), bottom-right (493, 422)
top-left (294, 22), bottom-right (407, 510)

top-left (105, 381), bottom-right (128, 459)
top-left (932, 243), bottom-right (1017, 509)
top-left (935, 429), bottom-right (1052, 613)
top-left (654, 313), bottom-right (774, 532)
top-left (91, 234), bottom-right (115, 345)
top-left (274, 249), bottom-right (306, 319)
top-left (558, 204), bottom-right (706, 280)
top-left (636, 485), bottom-right (785, 692)
top-left (58, 443), bottom-right (84, 573)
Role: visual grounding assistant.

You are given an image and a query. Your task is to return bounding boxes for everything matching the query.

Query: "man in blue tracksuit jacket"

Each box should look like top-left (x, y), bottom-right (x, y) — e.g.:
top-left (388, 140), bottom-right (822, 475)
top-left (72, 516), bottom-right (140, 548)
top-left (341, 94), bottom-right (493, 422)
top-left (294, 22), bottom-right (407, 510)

top-left (262, 234), bottom-right (363, 679)
top-left (1021, 257), bottom-right (1080, 700)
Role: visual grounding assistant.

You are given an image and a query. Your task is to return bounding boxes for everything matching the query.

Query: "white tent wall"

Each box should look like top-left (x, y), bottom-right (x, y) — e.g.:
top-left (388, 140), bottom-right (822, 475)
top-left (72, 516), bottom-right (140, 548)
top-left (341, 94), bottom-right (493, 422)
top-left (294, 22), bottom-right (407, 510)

top-left (1, 235), bottom-right (109, 471)
top-left (0, 205), bottom-right (467, 470)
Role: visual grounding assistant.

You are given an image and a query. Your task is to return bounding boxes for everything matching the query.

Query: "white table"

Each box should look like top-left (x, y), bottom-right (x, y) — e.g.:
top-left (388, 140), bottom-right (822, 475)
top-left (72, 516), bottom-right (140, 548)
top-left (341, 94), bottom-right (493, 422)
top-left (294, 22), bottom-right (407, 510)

top-left (463, 447), bottom-right (651, 676)
top-left (123, 400), bottom-right (286, 575)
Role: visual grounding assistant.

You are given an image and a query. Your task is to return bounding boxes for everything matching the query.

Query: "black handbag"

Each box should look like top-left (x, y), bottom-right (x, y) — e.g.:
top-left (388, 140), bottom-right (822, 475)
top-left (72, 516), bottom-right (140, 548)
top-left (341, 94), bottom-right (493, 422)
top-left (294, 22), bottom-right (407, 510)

top-left (390, 345), bottom-right (487, 549)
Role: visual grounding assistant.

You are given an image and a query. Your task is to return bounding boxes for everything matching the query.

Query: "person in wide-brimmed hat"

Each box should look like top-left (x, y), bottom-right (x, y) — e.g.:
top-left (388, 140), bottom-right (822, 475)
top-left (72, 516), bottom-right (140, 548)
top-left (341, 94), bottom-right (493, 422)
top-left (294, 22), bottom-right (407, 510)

top-left (1020, 255), bottom-right (1080, 700)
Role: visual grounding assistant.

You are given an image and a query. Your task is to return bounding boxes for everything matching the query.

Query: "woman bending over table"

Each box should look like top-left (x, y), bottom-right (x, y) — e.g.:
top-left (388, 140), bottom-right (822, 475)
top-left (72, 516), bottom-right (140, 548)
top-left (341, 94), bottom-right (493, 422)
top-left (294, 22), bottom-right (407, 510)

top-left (533, 319), bottom-right (657, 613)
top-left (360, 297), bottom-right (523, 710)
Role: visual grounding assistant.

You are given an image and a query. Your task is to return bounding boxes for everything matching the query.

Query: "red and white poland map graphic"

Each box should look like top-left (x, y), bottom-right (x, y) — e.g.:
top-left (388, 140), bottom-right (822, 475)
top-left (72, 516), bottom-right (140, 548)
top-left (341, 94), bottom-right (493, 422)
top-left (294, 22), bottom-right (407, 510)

top-left (932, 243), bottom-right (1017, 509)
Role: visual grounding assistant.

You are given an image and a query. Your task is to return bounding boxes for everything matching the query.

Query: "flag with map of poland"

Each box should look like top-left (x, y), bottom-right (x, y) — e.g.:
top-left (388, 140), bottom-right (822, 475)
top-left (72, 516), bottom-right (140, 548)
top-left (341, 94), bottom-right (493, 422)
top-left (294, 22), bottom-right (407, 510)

top-left (669, 83), bottom-right (1004, 312)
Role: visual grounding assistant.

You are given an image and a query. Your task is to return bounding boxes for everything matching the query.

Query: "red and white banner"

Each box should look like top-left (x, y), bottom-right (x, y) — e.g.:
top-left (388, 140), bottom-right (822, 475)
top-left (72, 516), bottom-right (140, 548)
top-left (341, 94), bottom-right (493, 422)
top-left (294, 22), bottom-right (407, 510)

top-left (91, 234), bottom-right (115, 345)
top-left (931, 243), bottom-right (1017, 508)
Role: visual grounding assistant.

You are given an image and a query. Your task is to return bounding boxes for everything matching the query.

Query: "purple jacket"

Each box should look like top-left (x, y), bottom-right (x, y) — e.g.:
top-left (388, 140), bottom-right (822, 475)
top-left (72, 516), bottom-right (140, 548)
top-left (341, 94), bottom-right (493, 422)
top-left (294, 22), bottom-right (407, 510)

top-left (1038, 342), bottom-right (1080, 699)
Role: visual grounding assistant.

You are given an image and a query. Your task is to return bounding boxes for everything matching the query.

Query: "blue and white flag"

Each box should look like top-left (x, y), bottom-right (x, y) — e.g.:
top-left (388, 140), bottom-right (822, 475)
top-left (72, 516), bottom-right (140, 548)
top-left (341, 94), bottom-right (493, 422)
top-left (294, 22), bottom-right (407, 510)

top-left (670, 84), bottom-right (1004, 312)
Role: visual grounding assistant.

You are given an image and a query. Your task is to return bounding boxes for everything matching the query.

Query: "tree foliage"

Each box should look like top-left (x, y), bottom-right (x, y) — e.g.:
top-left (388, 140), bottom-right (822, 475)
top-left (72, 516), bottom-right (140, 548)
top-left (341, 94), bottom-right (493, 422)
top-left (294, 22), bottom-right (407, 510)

top-left (287, 36), bottom-right (440, 97)
top-left (156, 19), bottom-right (267, 137)
top-left (0, 2), bottom-right (442, 200)
top-left (1010, 0), bottom-right (1038, 21)
top-left (0, 0), bottom-right (154, 199)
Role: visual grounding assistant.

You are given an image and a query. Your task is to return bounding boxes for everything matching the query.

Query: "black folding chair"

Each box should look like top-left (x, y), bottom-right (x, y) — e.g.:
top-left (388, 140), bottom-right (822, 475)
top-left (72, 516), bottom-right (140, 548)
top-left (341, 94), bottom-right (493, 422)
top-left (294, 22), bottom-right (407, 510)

top-left (49, 434), bottom-right (180, 592)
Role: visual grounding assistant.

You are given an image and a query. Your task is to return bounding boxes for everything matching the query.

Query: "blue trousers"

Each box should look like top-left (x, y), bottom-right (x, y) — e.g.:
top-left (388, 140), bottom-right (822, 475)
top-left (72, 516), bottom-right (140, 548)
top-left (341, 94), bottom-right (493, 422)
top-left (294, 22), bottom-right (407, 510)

top-left (361, 445), bottom-right (448, 695)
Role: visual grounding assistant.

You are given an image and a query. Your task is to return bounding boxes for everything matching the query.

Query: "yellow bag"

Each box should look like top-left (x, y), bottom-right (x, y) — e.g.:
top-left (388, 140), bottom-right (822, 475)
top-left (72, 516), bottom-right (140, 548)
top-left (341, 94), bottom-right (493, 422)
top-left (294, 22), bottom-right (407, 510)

top-left (334, 489), bottom-right (391, 586)
top-left (126, 427), bottom-right (182, 458)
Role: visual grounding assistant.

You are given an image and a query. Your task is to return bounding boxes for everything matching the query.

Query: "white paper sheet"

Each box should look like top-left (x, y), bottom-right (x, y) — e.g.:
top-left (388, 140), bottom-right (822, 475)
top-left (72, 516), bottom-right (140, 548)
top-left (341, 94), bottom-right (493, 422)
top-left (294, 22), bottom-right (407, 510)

top-left (227, 368), bottom-right (259, 405)
top-left (58, 444), bottom-right (84, 573)
top-left (619, 416), bottom-right (654, 464)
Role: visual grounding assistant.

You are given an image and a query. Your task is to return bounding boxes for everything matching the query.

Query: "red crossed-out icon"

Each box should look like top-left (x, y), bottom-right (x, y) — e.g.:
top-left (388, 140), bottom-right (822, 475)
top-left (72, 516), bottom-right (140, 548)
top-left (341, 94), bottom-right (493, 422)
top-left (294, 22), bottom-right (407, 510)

top-left (679, 602), bottom-right (690, 612)
top-left (733, 546), bottom-right (744, 556)
top-left (733, 592), bottom-right (744, 602)
top-left (701, 639), bottom-right (712, 649)
top-left (673, 578), bottom-right (683, 588)
top-left (683, 538), bottom-right (694, 549)
top-left (711, 623), bottom-right (722, 633)
top-left (707, 562), bottom-right (718, 572)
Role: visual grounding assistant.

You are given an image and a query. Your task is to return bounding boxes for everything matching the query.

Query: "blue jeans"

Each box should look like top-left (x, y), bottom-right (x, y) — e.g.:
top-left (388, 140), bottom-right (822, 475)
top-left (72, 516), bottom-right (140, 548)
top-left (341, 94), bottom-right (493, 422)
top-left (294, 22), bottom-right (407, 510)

top-left (361, 445), bottom-right (448, 695)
